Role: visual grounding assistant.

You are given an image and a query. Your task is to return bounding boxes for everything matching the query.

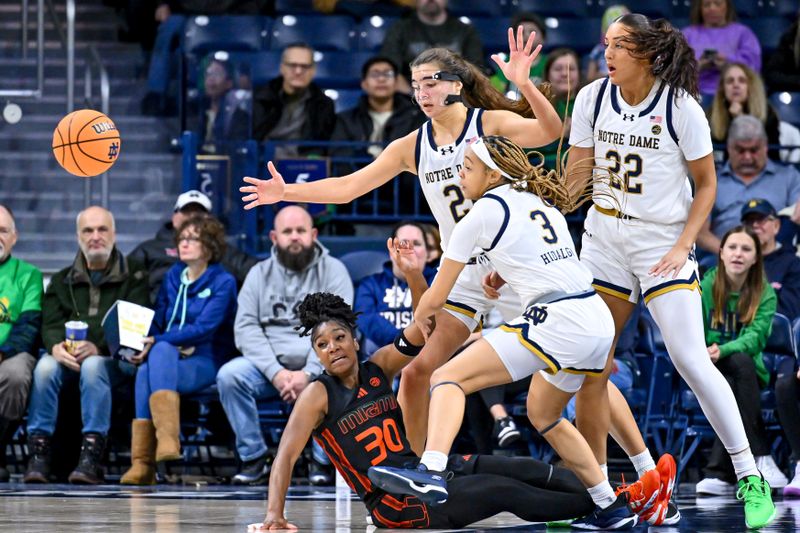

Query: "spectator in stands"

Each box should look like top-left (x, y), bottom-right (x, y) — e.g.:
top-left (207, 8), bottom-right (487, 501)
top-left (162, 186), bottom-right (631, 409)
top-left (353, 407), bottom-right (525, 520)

top-left (489, 12), bottom-right (547, 94)
top-left (354, 221), bottom-right (436, 356)
top-left (24, 207), bottom-right (149, 485)
top-left (764, 12), bottom-right (800, 94)
top-left (682, 0), bottom-right (761, 99)
top-left (538, 48), bottom-right (581, 170)
top-left (421, 223), bottom-right (441, 267)
top-left (586, 5), bottom-right (630, 82)
top-left (196, 56), bottom-right (251, 154)
top-left (140, 0), bottom-right (263, 115)
top-left (696, 225), bottom-right (788, 495)
top-left (330, 56), bottom-right (424, 167)
top-left (252, 43), bottom-right (336, 158)
top-left (0, 205), bottom-right (42, 482)
top-left (708, 62), bottom-right (800, 163)
top-left (129, 190), bottom-right (256, 303)
top-left (216, 205), bottom-right (353, 486)
top-left (697, 115), bottom-right (800, 252)
top-left (121, 216), bottom-right (237, 485)
top-left (741, 199), bottom-right (800, 322)
top-left (775, 323), bottom-right (800, 497)
top-left (380, 0), bottom-right (485, 94)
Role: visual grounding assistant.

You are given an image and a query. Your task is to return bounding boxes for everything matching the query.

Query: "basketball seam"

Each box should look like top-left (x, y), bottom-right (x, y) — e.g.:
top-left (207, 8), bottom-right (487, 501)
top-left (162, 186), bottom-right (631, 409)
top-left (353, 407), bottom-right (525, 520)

top-left (55, 127), bottom-right (66, 166)
top-left (66, 113), bottom-right (87, 176)
top-left (52, 136), bottom-right (121, 150)
top-left (75, 114), bottom-right (119, 165)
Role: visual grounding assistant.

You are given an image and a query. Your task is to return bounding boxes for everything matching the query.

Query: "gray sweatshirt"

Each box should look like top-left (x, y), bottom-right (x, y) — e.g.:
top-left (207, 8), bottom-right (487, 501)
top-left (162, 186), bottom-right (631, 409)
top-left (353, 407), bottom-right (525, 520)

top-left (234, 241), bottom-right (354, 381)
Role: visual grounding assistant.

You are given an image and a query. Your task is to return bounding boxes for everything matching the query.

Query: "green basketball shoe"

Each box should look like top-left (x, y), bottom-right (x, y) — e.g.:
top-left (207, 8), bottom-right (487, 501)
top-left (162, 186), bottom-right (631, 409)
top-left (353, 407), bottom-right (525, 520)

top-left (736, 475), bottom-right (776, 529)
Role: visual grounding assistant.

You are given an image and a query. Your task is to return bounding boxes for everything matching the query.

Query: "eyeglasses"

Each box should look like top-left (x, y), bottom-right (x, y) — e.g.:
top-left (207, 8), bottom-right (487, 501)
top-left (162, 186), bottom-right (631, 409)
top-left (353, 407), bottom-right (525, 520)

top-left (178, 236), bottom-right (201, 244)
top-left (283, 62), bottom-right (314, 72)
top-left (744, 216), bottom-right (776, 226)
top-left (367, 70), bottom-right (396, 80)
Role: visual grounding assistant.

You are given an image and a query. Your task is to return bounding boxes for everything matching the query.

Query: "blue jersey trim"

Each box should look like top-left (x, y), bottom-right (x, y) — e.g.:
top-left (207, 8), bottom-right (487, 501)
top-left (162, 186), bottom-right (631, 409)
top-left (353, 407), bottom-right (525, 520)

top-left (481, 193), bottom-right (510, 251)
top-left (666, 85), bottom-right (679, 145)
top-left (591, 78), bottom-right (609, 130)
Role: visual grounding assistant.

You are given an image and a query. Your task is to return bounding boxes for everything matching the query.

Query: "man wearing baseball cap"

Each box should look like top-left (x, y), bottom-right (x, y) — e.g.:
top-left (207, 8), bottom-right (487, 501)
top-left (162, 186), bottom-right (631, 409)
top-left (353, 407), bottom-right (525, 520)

top-left (741, 198), bottom-right (800, 321)
top-left (129, 190), bottom-right (257, 303)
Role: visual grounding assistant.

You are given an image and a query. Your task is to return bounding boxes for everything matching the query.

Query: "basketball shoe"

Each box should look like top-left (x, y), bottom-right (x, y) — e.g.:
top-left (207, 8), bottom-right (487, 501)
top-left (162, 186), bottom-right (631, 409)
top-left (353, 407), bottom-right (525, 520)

top-left (641, 453), bottom-right (681, 526)
top-left (614, 468), bottom-right (660, 516)
top-left (571, 493), bottom-right (639, 530)
top-left (368, 464), bottom-right (449, 504)
top-left (737, 475), bottom-right (776, 529)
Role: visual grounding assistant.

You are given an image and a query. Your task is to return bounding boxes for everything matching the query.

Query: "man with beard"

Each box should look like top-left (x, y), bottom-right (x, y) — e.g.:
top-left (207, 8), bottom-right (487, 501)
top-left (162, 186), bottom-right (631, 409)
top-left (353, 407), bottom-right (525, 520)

top-left (24, 206), bottom-right (149, 484)
top-left (0, 204), bottom-right (43, 482)
top-left (216, 205), bottom-right (353, 485)
top-left (697, 115), bottom-right (800, 252)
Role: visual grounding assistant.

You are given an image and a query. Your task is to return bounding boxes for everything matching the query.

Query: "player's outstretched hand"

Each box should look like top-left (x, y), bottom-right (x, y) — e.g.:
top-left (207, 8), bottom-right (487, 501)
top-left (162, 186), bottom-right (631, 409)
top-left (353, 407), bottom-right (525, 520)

top-left (387, 237), bottom-right (420, 275)
top-left (649, 244), bottom-right (690, 279)
top-left (240, 161), bottom-right (286, 210)
top-left (491, 26), bottom-right (542, 91)
top-left (481, 271), bottom-right (506, 300)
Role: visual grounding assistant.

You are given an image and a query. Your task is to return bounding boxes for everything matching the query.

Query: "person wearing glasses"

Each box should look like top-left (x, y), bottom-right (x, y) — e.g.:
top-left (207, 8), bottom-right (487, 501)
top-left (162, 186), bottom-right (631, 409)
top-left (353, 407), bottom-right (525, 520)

top-left (120, 215), bottom-right (238, 485)
top-left (252, 42), bottom-right (336, 158)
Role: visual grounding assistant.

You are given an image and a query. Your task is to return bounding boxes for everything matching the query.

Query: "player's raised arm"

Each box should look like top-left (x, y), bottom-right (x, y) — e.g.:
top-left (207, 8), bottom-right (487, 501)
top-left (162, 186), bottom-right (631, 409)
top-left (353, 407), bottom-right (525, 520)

top-left (248, 382), bottom-right (327, 531)
top-left (240, 133), bottom-right (418, 210)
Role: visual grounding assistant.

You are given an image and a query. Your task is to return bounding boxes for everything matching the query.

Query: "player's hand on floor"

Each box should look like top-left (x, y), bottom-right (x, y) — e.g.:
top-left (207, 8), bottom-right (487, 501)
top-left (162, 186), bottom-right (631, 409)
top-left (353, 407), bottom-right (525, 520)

top-left (649, 244), bottom-right (690, 279)
top-left (247, 519), bottom-right (298, 531)
top-left (241, 161), bottom-right (286, 210)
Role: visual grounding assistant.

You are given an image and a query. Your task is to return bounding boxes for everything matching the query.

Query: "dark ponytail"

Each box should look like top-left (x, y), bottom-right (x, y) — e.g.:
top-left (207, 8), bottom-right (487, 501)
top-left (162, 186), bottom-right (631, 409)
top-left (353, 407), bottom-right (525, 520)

top-left (410, 48), bottom-right (552, 118)
top-left (615, 14), bottom-right (699, 99)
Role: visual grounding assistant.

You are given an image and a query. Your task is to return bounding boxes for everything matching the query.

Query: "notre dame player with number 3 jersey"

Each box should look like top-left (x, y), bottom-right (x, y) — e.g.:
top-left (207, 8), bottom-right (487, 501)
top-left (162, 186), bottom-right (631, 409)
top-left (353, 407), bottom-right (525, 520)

top-left (565, 13), bottom-right (775, 529)
top-left (240, 27), bottom-right (563, 454)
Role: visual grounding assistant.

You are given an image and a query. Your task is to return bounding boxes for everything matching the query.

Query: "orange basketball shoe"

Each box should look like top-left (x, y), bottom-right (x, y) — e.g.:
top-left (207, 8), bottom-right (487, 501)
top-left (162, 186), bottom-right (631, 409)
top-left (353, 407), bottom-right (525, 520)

top-left (615, 468), bottom-right (661, 516)
top-left (642, 453), bottom-right (681, 526)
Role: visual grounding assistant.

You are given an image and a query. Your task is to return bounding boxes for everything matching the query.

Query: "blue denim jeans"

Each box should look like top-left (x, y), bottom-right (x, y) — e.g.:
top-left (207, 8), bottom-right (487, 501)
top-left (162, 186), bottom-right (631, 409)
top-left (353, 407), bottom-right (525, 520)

top-left (135, 341), bottom-right (218, 419)
top-left (216, 356), bottom-right (328, 464)
top-left (27, 354), bottom-right (137, 436)
top-left (146, 15), bottom-right (185, 94)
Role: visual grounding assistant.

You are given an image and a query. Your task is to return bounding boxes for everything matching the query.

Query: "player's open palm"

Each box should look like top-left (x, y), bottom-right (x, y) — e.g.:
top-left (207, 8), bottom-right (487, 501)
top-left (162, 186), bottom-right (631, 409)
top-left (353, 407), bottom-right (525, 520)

top-left (240, 161), bottom-right (285, 210)
top-left (491, 26), bottom-right (542, 90)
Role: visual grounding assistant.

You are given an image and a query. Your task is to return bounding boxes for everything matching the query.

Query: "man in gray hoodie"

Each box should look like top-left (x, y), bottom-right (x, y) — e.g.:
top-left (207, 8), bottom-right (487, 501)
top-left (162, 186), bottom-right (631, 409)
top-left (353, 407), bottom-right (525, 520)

top-left (216, 205), bottom-right (353, 485)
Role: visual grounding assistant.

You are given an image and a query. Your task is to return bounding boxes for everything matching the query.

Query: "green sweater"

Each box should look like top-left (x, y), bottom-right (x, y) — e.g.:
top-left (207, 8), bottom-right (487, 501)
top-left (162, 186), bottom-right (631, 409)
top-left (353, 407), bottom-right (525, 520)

top-left (0, 256), bottom-right (43, 357)
top-left (700, 267), bottom-right (776, 387)
top-left (42, 249), bottom-right (149, 354)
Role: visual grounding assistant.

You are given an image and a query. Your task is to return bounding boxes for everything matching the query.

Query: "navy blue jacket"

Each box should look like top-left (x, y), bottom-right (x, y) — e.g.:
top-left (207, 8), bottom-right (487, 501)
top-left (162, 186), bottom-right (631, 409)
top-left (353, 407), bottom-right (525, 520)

top-left (354, 262), bottom-right (437, 348)
top-left (764, 244), bottom-right (800, 322)
top-left (153, 262), bottom-right (238, 364)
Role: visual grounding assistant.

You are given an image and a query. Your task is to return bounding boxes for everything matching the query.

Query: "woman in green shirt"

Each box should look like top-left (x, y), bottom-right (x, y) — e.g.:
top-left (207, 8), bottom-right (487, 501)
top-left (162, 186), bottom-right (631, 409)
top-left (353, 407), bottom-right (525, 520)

top-left (697, 225), bottom-right (786, 494)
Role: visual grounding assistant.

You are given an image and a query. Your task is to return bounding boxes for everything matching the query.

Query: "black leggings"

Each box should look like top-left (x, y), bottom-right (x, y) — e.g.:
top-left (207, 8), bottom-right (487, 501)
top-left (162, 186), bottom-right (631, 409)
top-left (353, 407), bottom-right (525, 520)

top-left (775, 356), bottom-right (800, 462)
top-left (370, 455), bottom-right (594, 529)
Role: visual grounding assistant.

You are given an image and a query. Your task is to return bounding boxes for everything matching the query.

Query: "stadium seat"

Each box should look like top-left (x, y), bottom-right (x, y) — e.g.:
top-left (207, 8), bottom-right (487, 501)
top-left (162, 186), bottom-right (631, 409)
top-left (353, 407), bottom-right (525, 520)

top-left (270, 14), bottom-right (356, 51)
top-left (543, 18), bottom-right (600, 55)
top-left (733, 0), bottom-right (761, 18)
top-left (770, 92), bottom-right (800, 128)
top-left (356, 16), bottom-right (397, 52)
top-left (515, 0), bottom-right (590, 19)
top-left (325, 88), bottom-right (363, 113)
top-left (472, 17), bottom-right (512, 55)
top-left (624, 0), bottom-right (676, 19)
top-left (247, 51), bottom-right (283, 87)
top-left (773, 0), bottom-right (800, 19)
top-left (314, 51), bottom-right (370, 88)
top-left (766, 313), bottom-right (795, 359)
top-left (274, 0), bottom-right (316, 15)
top-left (448, 0), bottom-right (505, 18)
top-left (744, 16), bottom-right (793, 53)
top-left (183, 16), bottom-right (268, 55)
top-left (339, 250), bottom-right (389, 285)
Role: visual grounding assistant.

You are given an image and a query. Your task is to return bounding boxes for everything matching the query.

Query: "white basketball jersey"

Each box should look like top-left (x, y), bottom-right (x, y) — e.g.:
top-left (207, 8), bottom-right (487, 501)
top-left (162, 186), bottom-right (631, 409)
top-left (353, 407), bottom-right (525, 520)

top-left (415, 108), bottom-right (485, 252)
top-left (444, 184), bottom-right (593, 307)
top-left (570, 78), bottom-right (713, 225)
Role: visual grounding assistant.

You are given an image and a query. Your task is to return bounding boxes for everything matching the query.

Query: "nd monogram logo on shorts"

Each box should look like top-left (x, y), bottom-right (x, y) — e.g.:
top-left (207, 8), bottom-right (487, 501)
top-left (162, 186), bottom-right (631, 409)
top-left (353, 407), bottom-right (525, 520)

top-left (522, 305), bottom-right (548, 325)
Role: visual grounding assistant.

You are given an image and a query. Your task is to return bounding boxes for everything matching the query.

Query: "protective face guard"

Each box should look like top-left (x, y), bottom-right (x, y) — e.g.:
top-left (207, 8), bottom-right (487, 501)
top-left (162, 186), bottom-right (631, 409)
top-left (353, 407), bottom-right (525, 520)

top-left (412, 71), bottom-right (463, 105)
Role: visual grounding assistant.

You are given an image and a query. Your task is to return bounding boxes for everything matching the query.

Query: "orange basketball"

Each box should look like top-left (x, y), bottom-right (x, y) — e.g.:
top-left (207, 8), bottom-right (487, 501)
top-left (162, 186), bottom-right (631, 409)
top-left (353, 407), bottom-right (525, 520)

top-left (52, 109), bottom-right (121, 177)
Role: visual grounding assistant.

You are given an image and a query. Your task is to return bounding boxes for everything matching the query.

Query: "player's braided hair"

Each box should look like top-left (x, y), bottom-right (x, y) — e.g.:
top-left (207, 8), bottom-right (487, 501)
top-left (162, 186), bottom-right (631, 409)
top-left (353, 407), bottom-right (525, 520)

top-left (296, 292), bottom-right (359, 338)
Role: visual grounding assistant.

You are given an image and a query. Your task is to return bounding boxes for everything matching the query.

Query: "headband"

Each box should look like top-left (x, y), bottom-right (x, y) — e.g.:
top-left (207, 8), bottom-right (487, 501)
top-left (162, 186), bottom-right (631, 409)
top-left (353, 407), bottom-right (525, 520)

top-left (470, 138), bottom-right (512, 179)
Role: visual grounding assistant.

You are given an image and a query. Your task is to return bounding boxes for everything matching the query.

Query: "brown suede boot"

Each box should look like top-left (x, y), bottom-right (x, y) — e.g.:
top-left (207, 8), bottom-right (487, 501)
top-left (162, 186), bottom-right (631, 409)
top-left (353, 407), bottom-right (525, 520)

top-left (150, 390), bottom-right (182, 462)
top-left (121, 419), bottom-right (157, 485)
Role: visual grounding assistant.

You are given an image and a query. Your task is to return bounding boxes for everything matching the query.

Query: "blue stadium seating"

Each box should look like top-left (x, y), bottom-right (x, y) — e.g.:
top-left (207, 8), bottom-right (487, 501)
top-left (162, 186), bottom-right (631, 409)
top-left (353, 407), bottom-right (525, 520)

top-left (270, 14), bottom-right (356, 51)
top-left (183, 16), bottom-right (268, 55)
top-left (247, 51), bottom-right (283, 87)
top-left (472, 17), bottom-right (513, 56)
top-left (339, 250), bottom-right (389, 285)
top-left (356, 16), bottom-right (397, 52)
top-left (542, 18), bottom-right (600, 55)
top-left (327, 88), bottom-right (363, 113)
top-left (773, 0), bottom-right (800, 19)
top-left (770, 92), bottom-right (800, 128)
top-left (744, 16), bottom-right (793, 53)
top-left (448, 0), bottom-right (506, 18)
top-left (624, 0), bottom-right (677, 19)
top-left (274, 0), bottom-right (316, 14)
top-left (733, 0), bottom-right (761, 18)
top-left (314, 51), bottom-right (371, 88)
top-left (515, 0), bottom-right (590, 19)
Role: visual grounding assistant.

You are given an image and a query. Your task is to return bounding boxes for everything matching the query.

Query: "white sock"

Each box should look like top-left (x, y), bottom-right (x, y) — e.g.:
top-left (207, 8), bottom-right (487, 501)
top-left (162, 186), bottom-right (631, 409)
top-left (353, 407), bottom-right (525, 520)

top-left (420, 451), bottom-right (448, 473)
top-left (629, 450), bottom-right (656, 478)
top-left (731, 447), bottom-right (760, 481)
top-left (600, 463), bottom-right (608, 479)
top-left (587, 480), bottom-right (617, 509)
